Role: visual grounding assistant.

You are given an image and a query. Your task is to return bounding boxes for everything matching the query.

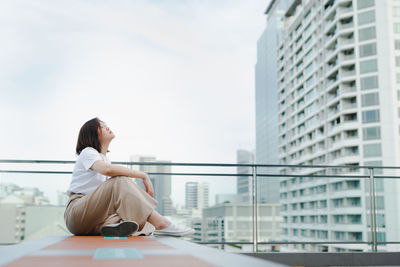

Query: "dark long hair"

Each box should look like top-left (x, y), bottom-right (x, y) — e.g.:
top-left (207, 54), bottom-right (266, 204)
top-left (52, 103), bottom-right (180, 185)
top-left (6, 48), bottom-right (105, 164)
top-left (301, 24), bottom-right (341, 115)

top-left (76, 118), bottom-right (102, 155)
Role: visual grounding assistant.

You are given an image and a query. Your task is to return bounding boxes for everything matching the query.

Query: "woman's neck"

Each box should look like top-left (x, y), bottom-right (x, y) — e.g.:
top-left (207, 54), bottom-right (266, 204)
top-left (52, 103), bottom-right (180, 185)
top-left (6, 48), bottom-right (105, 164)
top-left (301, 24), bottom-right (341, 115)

top-left (100, 142), bottom-right (110, 155)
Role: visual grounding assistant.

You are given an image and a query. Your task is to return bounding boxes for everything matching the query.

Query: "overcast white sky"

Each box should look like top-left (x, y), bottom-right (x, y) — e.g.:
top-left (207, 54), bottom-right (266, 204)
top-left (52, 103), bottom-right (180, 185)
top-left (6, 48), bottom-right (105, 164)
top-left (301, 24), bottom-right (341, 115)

top-left (0, 0), bottom-right (269, 205)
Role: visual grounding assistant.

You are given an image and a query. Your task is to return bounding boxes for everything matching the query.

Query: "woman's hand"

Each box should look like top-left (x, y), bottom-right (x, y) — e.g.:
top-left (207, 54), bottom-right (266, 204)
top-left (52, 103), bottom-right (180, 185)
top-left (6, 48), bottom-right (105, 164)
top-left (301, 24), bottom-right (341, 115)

top-left (142, 174), bottom-right (154, 198)
top-left (91, 160), bottom-right (155, 197)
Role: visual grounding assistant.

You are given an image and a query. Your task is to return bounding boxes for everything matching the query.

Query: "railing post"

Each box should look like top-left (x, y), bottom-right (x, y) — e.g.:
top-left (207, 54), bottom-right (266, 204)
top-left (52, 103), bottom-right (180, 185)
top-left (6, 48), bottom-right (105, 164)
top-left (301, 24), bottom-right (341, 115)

top-left (252, 165), bottom-right (258, 252)
top-left (368, 167), bottom-right (377, 252)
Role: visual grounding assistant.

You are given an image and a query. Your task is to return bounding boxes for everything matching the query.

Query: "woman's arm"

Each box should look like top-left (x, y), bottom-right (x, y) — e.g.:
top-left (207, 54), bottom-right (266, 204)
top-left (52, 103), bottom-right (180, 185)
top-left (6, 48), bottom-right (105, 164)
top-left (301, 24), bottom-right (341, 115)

top-left (91, 160), bottom-right (154, 197)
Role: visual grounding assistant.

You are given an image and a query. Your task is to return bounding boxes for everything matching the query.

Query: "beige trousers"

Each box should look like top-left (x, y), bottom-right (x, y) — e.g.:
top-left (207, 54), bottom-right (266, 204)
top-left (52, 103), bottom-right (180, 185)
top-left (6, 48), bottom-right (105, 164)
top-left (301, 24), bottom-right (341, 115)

top-left (64, 176), bottom-right (158, 235)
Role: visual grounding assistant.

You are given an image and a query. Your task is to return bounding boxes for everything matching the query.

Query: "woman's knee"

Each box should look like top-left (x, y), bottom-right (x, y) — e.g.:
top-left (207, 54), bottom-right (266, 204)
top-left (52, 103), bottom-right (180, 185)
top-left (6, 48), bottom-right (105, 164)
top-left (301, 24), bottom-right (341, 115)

top-left (108, 176), bottom-right (131, 185)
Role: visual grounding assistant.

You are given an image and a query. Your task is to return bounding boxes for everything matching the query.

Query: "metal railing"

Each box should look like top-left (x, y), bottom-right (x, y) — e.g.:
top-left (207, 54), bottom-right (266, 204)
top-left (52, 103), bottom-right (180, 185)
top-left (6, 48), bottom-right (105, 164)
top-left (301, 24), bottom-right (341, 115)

top-left (1, 159), bottom-right (399, 252)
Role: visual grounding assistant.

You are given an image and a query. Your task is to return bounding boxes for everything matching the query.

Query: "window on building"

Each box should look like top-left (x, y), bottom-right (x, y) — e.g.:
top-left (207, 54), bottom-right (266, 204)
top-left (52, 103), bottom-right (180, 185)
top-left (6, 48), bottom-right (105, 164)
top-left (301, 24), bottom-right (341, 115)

top-left (305, 88), bottom-right (315, 101)
top-left (395, 7), bottom-right (400, 17)
top-left (304, 48), bottom-right (314, 62)
top-left (360, 59), bottom-right (378, 74)
top-left (377, 232), bottom-right (386, 242)
top-left (304, 23), bottom-right (312, 36)
top-left (374, 178), bottom-right (384, 192)
top-left (361, 92), bottom-right (379, 106)
top-left (347, 197), bottom-right (361, 207)
top-left (305, 62), bottom-right (314, 75)
top-left (395, 23), bottom-right (400, 34)
top-left (377, 214), bottom-right (385, 227)
top-left (397, 73), bottom-right (400, 84)
top-left (362, 126), bottom-right (381, 140)
top-left (348, 232), bottom-right (363, 241)
top-left (310, 230), bottom-right (315, 237)
top-left (348, 215), bottom-right (362, 224)
top-left (396, 56), bottom-right (400, 67)
top-left (346, 180), bottom-right (360, 189)
top-left (319, 230), bottom-right (328, 239)
top-left (293, 228), bottom-right (298, 236)
top-left (305, 75), bottom-right (314, 88)
top-left (358, 10), bottom-right (375, 25)
top-left (367, 207), bottom-right (387, 227)
top-left (360, 75), bottom-right (379, 90)
top-left (332, 198), bottom-right (344, 207)
top-left (396, 40), bottom-right (400, 50)
top-left (359, 43), bottom-right (377, 57)
top-left (362, 109), bottom-right (380, 123)
top-left (363, 143), bottom-right (382, 157)
top-left (334, 231), bottom-right (345, 240)
top-left (376, 196), bottom-right (385, 210)
top-left (359, 26), bottom-right (376, 41)
top-left (304, 36), bottom-right (313, 49)
top-left (358, 0), bottom-right (374, 9)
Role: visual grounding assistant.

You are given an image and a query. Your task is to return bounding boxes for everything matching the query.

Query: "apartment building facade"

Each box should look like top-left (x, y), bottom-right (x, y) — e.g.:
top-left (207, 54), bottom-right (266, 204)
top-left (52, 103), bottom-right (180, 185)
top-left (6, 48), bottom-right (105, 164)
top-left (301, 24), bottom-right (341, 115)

top-left (193, 203), bottom-right (281, 251)
top-left (185, 182), bottom-right (209, 212)
top-left (255, 0), bottom-right (291, 204)
top-left (270, 0), bottom-right (400, 251)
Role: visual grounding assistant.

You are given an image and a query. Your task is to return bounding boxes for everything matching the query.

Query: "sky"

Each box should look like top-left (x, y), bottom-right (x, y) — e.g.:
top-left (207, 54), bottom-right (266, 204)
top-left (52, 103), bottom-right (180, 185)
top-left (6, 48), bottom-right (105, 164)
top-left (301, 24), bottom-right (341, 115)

top-left (0, 0), bottom-right (269, 205)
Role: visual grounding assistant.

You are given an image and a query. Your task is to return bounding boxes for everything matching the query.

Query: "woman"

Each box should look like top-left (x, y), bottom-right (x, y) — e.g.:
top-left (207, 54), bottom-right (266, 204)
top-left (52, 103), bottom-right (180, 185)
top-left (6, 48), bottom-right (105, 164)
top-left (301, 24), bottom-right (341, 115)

top-left (64, 117), bottom-right (194, 237)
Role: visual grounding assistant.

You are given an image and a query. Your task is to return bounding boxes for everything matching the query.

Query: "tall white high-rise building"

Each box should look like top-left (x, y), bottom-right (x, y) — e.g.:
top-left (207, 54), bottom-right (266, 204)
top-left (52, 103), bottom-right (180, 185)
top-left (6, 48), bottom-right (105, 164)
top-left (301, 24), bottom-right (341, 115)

top-left (236, 149), bottom-right (254, 203)
top-left (185, 182), bottom-right (198, 209)
top-left (131, 155), bottom-right (174, 216)
top-left (266, 0), bottom-right (400, 252)
top-left (185, 182), bottom-right (209, 211)
top-left (255, 0), bottom-right (291, 204)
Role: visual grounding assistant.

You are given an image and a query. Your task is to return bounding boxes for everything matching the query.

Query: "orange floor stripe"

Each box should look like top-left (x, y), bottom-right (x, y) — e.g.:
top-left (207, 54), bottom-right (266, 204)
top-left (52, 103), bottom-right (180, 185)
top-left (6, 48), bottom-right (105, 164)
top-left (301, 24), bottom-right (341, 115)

top-left (4, 255), bottom-right (214, 267)
top-left (44, 236), bottom-right (172, 250)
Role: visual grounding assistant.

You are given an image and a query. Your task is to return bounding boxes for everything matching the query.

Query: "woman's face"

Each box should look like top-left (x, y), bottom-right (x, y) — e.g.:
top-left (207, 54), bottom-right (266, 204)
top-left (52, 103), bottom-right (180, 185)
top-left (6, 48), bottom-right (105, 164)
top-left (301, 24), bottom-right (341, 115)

top-left (98, 121), bottom-right (115, 143)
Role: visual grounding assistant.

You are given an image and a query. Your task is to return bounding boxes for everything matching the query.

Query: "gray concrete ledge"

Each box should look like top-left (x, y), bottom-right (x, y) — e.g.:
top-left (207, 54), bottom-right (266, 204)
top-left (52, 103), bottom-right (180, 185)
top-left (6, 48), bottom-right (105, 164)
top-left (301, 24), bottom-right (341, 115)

top-left (0, 235), bottom-right (288, 267)
top-left (243, 252), bottom-right (400, 266)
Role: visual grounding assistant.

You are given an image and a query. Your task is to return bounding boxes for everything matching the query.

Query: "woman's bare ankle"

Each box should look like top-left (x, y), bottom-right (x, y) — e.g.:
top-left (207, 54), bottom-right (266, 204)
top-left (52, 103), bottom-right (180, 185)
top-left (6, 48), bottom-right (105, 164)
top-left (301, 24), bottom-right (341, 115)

top-left (155, 220), bottom-right (171, 230)
top-left (147, 210), bottom-right (171, 230)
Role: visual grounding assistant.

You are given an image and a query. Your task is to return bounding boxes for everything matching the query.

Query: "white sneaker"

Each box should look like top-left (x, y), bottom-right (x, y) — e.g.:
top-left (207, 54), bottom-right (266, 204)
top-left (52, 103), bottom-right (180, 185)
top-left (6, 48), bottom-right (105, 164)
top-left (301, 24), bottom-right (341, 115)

top-left (132, 222), bottom-right (156, 236)
top-left (154, 224), bottom-right (195, 237)
top-left (101, 221), bottom-right (139, 237)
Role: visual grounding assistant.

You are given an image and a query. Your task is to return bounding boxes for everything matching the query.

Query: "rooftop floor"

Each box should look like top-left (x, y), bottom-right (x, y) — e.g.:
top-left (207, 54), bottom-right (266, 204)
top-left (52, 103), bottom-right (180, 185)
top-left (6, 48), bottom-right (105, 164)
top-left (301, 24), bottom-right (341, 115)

top-left (0, 235), bottom-right (285, 267)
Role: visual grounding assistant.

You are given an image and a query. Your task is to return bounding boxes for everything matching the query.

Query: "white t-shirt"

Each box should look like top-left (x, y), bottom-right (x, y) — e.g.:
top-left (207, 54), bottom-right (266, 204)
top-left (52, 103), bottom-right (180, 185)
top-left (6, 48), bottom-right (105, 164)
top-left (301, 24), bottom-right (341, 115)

top-left (67, 147), bottom-right (111, 196)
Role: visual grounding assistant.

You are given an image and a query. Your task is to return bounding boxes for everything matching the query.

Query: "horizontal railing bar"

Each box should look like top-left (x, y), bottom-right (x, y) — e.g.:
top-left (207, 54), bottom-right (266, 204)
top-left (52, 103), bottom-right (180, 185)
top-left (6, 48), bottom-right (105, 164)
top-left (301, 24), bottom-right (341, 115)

top-left (0, 170), bottom-right (251, 177)
top-left (1, 170), bottom-right (400, 180)
top-left (1, 159), bottom-right (400, 169)
top-left (147, 172), bottom-right (248, 176)
top-left (196, 241), bottom-right (372, 245)
top-left (258, 174), bottom-right (370, 178)
top-left (196, 241), bottom-right (400, 245)
top-left (0, 170), bottom-right (72, 174)
top-left (0, 160), bottom-right (76, 164)
top-left (258, 174), bottom-right (400, 179)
